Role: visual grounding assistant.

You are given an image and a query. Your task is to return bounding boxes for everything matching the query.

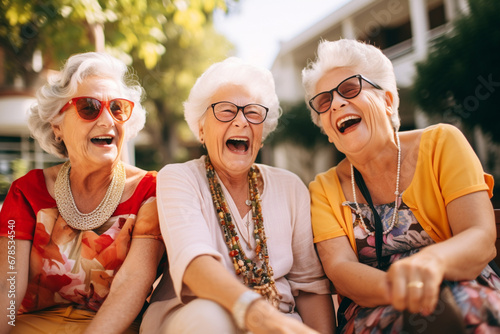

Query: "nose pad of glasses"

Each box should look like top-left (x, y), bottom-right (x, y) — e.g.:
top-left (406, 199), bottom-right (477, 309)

top-left (233, 108), bottom-right (249, 124)
top-left (96, 106), bottom-right (116, 123)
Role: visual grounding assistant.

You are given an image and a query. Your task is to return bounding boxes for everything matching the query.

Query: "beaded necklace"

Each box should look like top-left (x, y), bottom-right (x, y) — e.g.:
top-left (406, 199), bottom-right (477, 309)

top-left (205, 156), bottom-right (281, 308)
top-left (55, 160), bottom-right (125, 230)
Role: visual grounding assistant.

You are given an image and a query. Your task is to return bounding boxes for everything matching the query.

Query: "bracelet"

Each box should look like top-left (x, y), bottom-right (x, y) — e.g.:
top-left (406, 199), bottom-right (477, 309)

top-left (231, 290), bottom-right (262, 330)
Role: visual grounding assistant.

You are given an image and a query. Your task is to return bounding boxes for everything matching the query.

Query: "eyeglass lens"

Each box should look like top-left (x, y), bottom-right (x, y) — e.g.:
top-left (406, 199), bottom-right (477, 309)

top-left (74, 97), bottom-right (133, 122)
top-left (213, 102), bottom-right (267, 124)
top-left (311, 76), bottom-right (362, 113)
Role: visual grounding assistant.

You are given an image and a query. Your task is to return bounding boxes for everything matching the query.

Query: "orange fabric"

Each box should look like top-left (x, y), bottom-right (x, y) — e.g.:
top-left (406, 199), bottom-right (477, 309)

top-left (310, 124), bottom-right (494, 252)
top-left (10, 305), bottom-right (139, 334)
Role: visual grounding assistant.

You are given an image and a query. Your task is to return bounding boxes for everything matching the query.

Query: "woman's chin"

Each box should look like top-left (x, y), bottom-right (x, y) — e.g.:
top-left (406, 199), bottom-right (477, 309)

top-left (222, 156), bottom-right (255, 175)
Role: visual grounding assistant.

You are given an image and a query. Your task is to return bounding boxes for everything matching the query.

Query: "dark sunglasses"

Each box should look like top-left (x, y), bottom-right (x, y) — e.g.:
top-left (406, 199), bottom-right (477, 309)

top-left (309, 74), bottom-right (383, 114)
top-left (60, 97), bottom-right (134, 123)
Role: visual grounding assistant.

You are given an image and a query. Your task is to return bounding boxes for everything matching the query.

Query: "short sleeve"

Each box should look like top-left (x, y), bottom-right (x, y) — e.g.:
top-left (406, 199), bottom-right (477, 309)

top-left (433, 124), bottom-right (494, 205)
top-left (122, 171), bottom-right (162, 240)
top-left (0, 171), bottom-right (46, 240)
top-left (403, 124), bottom-right (494, 242)
top-left (285, 176), bottom-right (331, 295)
top-left (131, 197), bottom-right (162, 239)
top-left (310, 167), bottom-right (356, 250)
top-left (156, 162), bottom-right (223, 300)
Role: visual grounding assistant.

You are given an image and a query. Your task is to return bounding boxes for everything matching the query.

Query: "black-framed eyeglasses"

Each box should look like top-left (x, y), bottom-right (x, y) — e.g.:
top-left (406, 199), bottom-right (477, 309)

top-left (209, 101), bottom-right (269, 124)
top-left (309, 74), bottom-right (383, 114)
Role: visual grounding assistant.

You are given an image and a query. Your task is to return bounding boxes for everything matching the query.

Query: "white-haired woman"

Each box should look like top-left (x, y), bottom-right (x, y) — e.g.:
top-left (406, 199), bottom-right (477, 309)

top-left (303, 39), bottom-right (500, 333)
top-left (0, 52), bottom-right (164, 334)
top-left (140, 57), bottom-right (335, 334)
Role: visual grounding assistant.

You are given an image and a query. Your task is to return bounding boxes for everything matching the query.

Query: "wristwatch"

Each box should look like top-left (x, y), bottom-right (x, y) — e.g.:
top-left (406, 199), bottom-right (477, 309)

top-left (231, 290), bottom-right (262, 330)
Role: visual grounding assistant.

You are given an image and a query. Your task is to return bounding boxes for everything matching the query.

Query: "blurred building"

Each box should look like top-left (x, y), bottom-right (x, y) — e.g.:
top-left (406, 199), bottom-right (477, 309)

top-left (270, 0), bottom-right (470, 181)
top-left (0, 91), bottom-right (62, 172)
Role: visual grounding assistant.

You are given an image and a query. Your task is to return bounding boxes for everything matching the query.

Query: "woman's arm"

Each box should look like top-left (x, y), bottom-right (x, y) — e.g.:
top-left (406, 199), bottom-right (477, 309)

top-left (0, 238), bottom-right (30, 334)
top-left (282, 174), bottom-right (334, 334)
top-left (319, 190), bottom-right (495, 316)
top-left (295, 291), bottom-right (335, 334)
top-left (83, 238), bottom-right (164, 334)
top-left (184, 255), bottom-right (320, 334)
top-left (317, 236), bottom-right (390, 308)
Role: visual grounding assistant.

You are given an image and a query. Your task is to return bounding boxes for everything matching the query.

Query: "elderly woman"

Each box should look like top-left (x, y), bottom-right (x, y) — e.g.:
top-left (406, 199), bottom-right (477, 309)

top-left (140, 57), bottom-right (335, 334)
top-left (302, 39), bottom-right (500, 333)
top-left (0, 52), bottom-right (164, 334)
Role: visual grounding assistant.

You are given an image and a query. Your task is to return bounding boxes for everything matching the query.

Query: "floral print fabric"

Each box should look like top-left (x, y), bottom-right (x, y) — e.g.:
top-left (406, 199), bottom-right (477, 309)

top-left (339, 195), bottom-right (500, 333)
top-left (0, 170), bottom-right (161, 314)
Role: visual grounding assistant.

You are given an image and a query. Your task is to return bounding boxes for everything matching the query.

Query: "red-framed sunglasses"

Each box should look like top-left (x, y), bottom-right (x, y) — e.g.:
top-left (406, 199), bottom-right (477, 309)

top-left (60, 97), bottom-right (134, 123)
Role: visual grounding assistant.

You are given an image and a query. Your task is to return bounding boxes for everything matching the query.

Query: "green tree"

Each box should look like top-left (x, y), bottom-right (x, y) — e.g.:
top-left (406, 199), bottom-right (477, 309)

top-left (267, 101), bottom-right (335, 182)
top-left (268, 101), bottom-right (330, 149)
top-left (0, 0), bottom-right (234, 167)
top-left (412, 0), bottom-right (500, 143)
top-left (133, 24), bottom-right (233, 165)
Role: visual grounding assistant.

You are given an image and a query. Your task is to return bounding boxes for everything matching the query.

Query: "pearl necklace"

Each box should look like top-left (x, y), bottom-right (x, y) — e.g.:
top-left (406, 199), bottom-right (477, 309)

top-left (205, 156), bottom-right (281, 308)
top-left (350, 132), bottom-right (401, 236)
top-left (54, 161), bottom-right (126, 230)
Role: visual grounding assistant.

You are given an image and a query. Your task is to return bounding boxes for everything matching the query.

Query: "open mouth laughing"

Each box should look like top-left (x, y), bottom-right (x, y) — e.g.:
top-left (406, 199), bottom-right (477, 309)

top-left (91, 136), bottom-right (114, 145)
top-left (337, 115), bottom-right (361, 133)
top-left (226, 137), bottom-right (249, 152)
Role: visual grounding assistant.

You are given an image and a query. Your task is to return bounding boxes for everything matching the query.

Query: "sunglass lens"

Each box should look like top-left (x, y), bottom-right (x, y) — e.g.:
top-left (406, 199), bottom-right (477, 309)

top-left (313, 93), bottom-right (333, 113)
top-left (75, 98), bottom-right (102, 120)
top-left (109, 99), bottom-right (133, 122)
top-left (338, 77), bottom-right (361, 98)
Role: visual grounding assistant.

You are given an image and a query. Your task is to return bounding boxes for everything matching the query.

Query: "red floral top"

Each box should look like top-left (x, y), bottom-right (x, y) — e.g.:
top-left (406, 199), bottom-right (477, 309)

top-left (0, 169), bottom-right (162, 313)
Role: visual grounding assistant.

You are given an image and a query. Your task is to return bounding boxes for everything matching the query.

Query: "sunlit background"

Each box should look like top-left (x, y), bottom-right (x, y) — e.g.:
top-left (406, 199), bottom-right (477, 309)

top-left (0, 0), bottom-right (499, 207)
top-left (213, 0), bottom-right (350, 68)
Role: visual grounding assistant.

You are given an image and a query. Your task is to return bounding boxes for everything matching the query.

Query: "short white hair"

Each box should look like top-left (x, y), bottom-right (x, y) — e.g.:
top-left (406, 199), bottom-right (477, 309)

top-left (28, 52), bottom-right (146, 158)
top-left (302, 39), bottom-right (400, 131)
top-left (184, 57), bottom-right (281, 141)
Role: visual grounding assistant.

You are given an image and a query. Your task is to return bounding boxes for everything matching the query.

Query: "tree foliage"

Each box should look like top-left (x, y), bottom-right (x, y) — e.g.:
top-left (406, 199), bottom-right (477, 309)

top-left (268, 101), bottom-right (330, 149)
top-left (0, 0), bottom-right (235, 167)
top-left (412, 0), bottom-right (500, 143)
top-left (0, 0), bottom-right (228, 76)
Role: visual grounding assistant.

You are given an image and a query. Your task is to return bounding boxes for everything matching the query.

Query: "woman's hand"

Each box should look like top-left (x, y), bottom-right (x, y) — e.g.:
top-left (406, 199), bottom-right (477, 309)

top-left (246, 299), bottom-right (320, 334)
top-left (386, 251), bottom-right (444, 315)
top-left (83, 238), bottom-right (164, 334)
top-left (185, 256), bottom-right (320, 333)
top-left (386, 190), bottom-right (496, 316)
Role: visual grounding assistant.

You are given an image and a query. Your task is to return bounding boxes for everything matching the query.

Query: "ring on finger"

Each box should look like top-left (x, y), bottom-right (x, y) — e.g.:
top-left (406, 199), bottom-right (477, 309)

top-left (407, 281), bottom-right (424, 289)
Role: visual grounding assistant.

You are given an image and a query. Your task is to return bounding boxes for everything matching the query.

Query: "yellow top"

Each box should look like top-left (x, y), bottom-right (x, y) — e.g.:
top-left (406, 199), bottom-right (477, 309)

top-left (310, 123), bottom-right (494, 253)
